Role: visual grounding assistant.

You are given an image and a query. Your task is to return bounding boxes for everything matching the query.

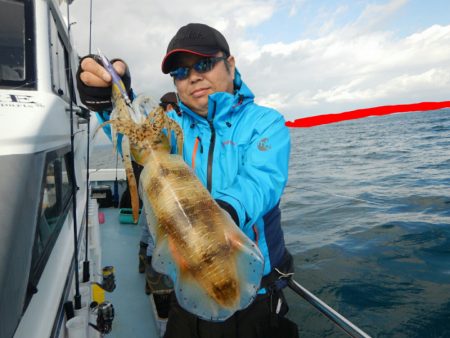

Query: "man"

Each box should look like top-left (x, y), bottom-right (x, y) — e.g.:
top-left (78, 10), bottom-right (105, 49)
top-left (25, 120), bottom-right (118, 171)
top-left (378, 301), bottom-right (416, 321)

top-left (159, 91), bottom-right (180, 115)
top-left (77, 23), bottom-right (297, 338)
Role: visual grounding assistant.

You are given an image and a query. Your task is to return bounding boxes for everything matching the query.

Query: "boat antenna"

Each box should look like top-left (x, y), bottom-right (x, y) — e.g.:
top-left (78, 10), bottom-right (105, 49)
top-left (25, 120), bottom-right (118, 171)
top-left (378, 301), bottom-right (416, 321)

top-left (82, 0), bottom-right (94, 284)
top-left (66, 1), bottom-right (82, 310)
top-left (88, 0), bottom-right (93, 54)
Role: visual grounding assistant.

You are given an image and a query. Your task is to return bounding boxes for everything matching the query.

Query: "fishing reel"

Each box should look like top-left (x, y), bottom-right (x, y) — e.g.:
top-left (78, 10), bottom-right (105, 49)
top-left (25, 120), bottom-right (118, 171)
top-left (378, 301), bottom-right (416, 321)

top-left (65, 299), bottom-right (115, 335)
top-left (88, 301), bottom-right (115, 334)
top-left (92, 265), bottom-right (116, 292)
top-left (96, 301), bottom-right (115, 334)
top-left (100, 266), bottom-right (116, 292)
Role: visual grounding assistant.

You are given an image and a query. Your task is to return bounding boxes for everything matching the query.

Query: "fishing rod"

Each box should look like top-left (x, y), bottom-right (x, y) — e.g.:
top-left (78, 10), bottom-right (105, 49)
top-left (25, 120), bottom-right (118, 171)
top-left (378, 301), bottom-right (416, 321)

top-left (82, 105), bottom-right (91, 283)
top-left (287, 278), bottom-right (372, 338)
top-left (66, 1), bottom-right (81, 310)
top-left (89, 0), bottom-right (93, 54)
top-left (82, 0), bottom-right (94, 284)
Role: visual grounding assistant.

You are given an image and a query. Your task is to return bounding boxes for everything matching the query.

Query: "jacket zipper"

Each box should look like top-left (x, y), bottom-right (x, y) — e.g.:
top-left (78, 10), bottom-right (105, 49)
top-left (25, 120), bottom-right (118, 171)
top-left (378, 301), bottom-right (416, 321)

top-left (206, 102), bottom-right (217, 192)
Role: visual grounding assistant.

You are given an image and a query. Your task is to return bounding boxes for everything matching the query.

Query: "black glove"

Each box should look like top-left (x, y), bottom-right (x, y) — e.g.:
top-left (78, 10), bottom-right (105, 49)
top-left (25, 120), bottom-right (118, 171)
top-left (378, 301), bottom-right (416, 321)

top-left (216, 199), bottom-right (239, 225)
top-left (76, 54), bottom-right (132, 112)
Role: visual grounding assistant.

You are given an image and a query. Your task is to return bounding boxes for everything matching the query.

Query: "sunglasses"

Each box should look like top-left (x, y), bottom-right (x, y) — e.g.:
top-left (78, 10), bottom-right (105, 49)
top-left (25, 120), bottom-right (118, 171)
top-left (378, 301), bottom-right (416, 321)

top-left (169, 56), bottom-right (227, 80)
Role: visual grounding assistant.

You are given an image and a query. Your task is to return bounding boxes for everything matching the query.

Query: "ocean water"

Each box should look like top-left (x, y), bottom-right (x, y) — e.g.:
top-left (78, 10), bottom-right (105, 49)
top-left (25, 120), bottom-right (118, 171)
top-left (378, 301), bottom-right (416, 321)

top-left (90, 144), bottom-right (124, 170)
top-left (282, 109), bottom-right (450, 338)
top-left (90, 109), bottom-right (450, 337)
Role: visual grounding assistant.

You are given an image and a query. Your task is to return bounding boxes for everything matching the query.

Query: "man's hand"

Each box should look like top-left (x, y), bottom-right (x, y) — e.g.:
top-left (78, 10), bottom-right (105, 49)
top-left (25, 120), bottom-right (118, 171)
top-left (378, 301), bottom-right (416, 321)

top-left (79, 57), bottom-right (126, 87)
top-left (76, 55), bottom-right (131, 111)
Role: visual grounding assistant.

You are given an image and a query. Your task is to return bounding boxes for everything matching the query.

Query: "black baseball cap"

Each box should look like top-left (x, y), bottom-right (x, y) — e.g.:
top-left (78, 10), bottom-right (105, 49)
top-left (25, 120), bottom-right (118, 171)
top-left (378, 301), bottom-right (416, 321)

top-left (160, 92), bottom-right (178, 105)
top-left (161, 23), bottom-right (230, 74)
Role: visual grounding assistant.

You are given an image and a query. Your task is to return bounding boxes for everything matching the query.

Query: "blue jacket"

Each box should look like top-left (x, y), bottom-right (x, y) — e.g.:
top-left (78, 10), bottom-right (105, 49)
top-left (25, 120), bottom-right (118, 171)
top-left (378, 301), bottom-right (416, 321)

top-left (167, 69), bottom-right (291, 276)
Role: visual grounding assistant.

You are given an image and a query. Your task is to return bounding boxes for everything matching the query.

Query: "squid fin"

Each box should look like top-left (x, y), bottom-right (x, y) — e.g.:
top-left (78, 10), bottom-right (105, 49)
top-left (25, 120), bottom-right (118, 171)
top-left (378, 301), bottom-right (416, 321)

top-left (229, 232), bottom-right (264, 309)
top-left (152, 225), bottom-right (264, 321)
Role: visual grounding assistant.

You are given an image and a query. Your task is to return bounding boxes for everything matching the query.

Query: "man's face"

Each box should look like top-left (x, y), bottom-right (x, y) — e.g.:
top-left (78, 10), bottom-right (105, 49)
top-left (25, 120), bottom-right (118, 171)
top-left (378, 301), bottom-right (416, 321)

top-left (172, 53), bottom-right (235, 117)
top-left (165, 103), bottom-right (174, 113)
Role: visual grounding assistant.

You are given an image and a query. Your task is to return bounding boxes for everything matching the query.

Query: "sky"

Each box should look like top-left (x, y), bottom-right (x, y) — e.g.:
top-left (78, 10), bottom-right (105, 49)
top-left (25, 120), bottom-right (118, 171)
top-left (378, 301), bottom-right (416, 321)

top-left (68, 0), bottom-right (450, 121)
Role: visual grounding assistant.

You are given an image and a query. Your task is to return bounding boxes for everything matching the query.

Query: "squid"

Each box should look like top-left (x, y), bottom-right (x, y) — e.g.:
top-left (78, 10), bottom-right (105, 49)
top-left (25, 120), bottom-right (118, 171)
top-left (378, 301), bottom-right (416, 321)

top-left (98, 53), bottom-right (264, 321)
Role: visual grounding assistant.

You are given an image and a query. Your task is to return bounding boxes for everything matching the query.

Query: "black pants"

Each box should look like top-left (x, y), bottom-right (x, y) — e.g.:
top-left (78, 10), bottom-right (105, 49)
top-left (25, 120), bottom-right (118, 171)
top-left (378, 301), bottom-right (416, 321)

top-left (163, 290), bottom-right (299, 338)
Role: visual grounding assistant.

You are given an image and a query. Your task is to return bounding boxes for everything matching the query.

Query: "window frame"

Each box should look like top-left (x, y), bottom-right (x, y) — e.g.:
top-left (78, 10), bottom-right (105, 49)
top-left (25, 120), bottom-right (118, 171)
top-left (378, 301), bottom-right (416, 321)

top-left (48, 7), bottom-right (71, 101)
top-left (0, 0), bottom-right (36, 89)
top-left (25, 146), bottom-right (74, 308)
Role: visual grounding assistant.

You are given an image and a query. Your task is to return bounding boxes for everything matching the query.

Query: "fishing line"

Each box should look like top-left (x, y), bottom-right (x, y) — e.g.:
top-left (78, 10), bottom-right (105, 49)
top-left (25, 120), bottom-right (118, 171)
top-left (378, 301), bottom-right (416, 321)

top-left (9, 81), bottom-right (36, 90)
top-left (286, 185), bottom-right (385, 206)
top-left (72, 129), bottom-right (85, 135)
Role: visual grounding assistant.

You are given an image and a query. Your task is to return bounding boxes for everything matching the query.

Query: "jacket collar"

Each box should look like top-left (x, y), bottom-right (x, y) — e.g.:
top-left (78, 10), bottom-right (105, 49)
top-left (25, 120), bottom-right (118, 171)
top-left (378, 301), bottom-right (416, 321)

top-left (178, 68), bottom-right (254, 124)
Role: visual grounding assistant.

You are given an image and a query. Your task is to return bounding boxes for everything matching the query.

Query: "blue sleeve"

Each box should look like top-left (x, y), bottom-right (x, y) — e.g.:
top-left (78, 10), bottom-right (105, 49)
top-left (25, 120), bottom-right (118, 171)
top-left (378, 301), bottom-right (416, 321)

top-left (166, 110), bottom-right (183, 154)
top-left (95, 111), bottom-right (123, 155)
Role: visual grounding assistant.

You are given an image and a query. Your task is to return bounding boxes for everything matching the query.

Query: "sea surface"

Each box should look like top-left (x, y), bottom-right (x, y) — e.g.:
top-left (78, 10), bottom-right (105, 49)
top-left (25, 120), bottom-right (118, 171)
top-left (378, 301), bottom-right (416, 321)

top-left (90, 109), bottom-right (450, 338)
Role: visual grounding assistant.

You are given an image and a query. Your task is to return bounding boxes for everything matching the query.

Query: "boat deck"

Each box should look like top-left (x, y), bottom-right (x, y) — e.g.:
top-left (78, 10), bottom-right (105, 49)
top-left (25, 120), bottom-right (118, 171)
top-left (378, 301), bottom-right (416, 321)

top-left (99, 207), bottom-right (160, 338)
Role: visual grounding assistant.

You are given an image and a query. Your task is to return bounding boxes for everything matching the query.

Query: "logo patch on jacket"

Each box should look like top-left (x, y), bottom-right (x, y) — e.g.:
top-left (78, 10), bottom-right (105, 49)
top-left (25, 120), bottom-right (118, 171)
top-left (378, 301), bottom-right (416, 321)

top-left (222, 140), bottom-right (236, 147)
top-left (257, 138), bottom-right (271, 151)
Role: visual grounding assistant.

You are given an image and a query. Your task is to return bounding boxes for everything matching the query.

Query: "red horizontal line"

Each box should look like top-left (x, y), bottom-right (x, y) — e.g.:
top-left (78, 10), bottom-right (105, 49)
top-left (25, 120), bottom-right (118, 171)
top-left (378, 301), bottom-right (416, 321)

top-left (285, 101), bottom-right (450, 128)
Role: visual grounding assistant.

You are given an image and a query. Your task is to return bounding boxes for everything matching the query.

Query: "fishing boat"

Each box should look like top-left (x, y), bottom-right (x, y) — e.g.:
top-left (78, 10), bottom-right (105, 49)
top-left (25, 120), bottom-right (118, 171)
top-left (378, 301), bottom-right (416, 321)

top-left (0, 1), bottom-right (372, 337)
top-left (0, 0), bottom-right (179, 336)
top-left (0, 0), bottom-right (117, 336)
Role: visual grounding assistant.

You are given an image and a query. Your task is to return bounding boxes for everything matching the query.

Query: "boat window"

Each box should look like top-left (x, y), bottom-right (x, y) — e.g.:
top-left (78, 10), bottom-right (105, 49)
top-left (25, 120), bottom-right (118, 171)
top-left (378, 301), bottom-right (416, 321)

top-left (49, 11), bottom-right (71, 100)
top-left (0, 0), bottom-right (35, 89)
top-left (25, 148), bottom-right (73, 308)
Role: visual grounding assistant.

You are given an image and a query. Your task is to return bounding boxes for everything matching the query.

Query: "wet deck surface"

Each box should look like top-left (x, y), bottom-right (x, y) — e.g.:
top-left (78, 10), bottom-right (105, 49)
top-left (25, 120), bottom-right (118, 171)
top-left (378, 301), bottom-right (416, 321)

top-left (99, 207), bottom-right (159, 338)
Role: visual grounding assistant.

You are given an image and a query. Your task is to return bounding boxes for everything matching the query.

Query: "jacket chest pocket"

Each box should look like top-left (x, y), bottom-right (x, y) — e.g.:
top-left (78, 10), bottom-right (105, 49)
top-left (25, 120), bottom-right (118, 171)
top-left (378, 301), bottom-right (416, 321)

top-left (217, 142), bottom-right (246, 189)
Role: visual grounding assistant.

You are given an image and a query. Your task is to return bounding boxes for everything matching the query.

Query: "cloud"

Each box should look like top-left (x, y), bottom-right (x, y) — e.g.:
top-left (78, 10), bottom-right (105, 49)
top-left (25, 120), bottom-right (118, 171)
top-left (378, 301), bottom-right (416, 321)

top-left (70, 0), bottom-right (277, 97)
top-left (349, 0), bottom-right (409, 34)
top-left (238, 0), bottom-right (450, 120)
top-left (69, 0), bottom-right (450, 121)
top-left (311, 68), bottom-right (450, 103)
